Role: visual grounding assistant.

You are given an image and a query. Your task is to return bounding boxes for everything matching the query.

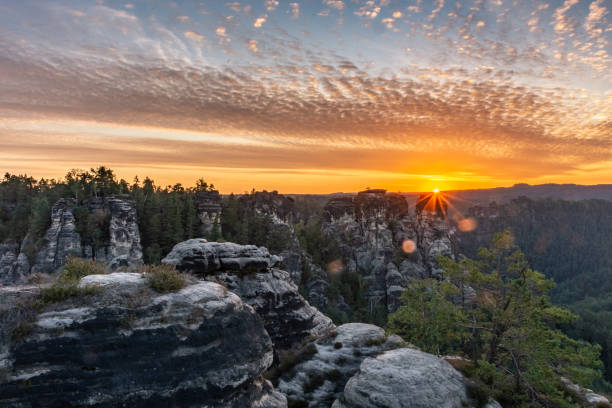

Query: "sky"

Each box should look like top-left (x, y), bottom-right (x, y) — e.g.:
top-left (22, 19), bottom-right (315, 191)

top-left (0, 0), bottom-right (611, 193)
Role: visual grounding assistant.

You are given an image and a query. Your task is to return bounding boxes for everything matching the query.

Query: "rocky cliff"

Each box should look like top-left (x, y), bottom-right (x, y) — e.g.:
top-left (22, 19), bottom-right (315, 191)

top-left (32, 198), bottom-right (82, 274)
top-left (8, 196), bottom-right (145, 279)
top-left (0, 275), bottom-right (286, 407)
top-left (162, 239), bottom-right (335, 351)
top-left (321, 189), bottom-right (457, 313)
top-left (0, 239), bottom-right (29, 285)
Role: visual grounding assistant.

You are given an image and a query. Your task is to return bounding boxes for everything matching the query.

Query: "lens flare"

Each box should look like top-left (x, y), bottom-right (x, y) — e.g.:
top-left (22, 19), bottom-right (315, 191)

top-left (327, 259), bottom-right (344, 274)
top-left (402, 239), bottom-right (417, 253)
top-left (457, 217), bottom-right (477, 232)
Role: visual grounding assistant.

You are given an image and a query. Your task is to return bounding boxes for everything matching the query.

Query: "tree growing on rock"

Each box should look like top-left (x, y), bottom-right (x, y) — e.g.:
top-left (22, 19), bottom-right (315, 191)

top-left (388, 230), bottom-right (604, 408)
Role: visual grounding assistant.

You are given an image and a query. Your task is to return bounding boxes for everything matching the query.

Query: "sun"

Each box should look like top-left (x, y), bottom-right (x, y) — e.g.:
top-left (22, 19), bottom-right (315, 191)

top-left (433, 188), bottom-right (440, 193)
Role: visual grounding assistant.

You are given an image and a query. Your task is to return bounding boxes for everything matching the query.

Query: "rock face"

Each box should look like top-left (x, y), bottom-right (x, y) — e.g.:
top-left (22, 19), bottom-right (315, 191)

top-left (164, 239), bottom-right (335, 352)
top-left (208, 268), bottom-right (335, 351)
top-left (560, 376), bottom-right (611, 407)
top-left (104, 197), bottom-right (143, 270)
top-left (162, 239), bottom-right (279, 274)
top-left (321, 189), bottom-right (457, 313)
top-left (194, 189), bottom-right (222, 237)
top-left (31, 196), bottom-right (143, 275)
top-left (239, 191), bottom-right (297, 225)
top-left (0, 276), bottom-right (287, 408)
top-left (332, 348), bottom-right (472, 408)
top-left (32, 198), bottom-right (82, 274)
top-left (0, 239), bottom-right (29, 285)
top-left (277, 323), bottom-right (405, 407)
top-left (238, 191), bottom-right (304, 283)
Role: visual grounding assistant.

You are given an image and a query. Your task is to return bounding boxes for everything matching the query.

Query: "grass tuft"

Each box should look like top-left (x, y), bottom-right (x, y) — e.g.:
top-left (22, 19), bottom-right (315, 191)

top-left (144, 264), bottom-right (186, 293)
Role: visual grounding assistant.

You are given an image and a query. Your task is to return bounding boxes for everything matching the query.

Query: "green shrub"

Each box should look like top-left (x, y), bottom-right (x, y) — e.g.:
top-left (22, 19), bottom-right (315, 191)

top-left (39, 283), bottom-right (100, 305)
top-left (145, 264), bottom-right (186, 293)
top-left (59, 256), bottom-right (105, 284)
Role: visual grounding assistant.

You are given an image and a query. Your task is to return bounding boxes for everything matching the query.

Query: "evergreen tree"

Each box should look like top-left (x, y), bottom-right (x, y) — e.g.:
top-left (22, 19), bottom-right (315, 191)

top-left (388, 231), bottom-right (604, 407)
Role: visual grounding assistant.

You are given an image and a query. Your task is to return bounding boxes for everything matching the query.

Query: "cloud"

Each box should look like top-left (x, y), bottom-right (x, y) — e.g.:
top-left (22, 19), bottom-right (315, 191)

top-left (184, 31), bottom-right (205, 44)
top-left (1, 1), bottom-right (611, 191)
top-left (553, 0), bottom-right (579, 34)
top-left (289, 2), bottom-right (300, 19)
top-left (254, 15), bottom-right (267, 28)
top-left (355, 1), bottom-right (381, 19)
top-left (585, 0), bottom-right (608, 37)
top-left (265, 0), bottom-right (279, 11)
top-left (323, 0), bottom-right (345, 10)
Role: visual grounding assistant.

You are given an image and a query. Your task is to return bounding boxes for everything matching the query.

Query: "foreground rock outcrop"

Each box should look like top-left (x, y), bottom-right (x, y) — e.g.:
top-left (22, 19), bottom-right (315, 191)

top-left (277, 323), bottom-right (404, 407)
top-left (0, 275), bottom-right (286, 408)
top-left (163, 239), bottom-right (335, 351)
top-left (332, 348), bottom-right (471, 408)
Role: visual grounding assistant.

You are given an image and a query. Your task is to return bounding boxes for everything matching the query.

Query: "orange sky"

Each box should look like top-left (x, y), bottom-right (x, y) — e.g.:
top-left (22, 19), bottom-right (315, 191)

top-left (1, 1), bottom-right (611, 193)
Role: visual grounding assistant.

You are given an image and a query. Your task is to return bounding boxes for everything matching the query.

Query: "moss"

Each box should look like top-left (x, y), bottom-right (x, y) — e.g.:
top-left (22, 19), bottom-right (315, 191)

top-left (144, 264), bottom-right (186, 293)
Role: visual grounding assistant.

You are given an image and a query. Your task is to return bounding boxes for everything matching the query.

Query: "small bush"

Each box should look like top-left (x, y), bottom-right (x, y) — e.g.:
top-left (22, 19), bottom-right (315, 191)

top-left (364, 336), bottom-right (386, 347)
top-left (39, 284), bottom-right (100, 305)
top-left (59, 256), bottom-right (105, 284)
top-left (145, 265), bottom-right (186, 293)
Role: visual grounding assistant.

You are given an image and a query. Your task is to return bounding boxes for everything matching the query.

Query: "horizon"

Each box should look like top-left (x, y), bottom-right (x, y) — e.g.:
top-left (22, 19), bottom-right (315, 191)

top-left (1, 0), bottom-right (611, 192)
top-left (4, 167), bottom-right (612, 195)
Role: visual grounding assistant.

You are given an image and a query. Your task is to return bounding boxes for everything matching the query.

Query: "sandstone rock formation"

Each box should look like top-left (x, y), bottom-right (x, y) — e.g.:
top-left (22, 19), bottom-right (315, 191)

top-left (32, 198), bottom-right (82, 274)
top-left (194, 189), bottom-right (222, 237)
top-left (30, 196), bottom-right (143, 276)
top-left (321, 189), bottom-right (457, 313)
top-left (332, 348), bottom-right (472, 408)
top-left (163, 239), bottom-right (334, 352)
top-left (162, 239), bottom-right (279, 274)
top-left (277, 323), bottom-right (405, 407)
top-left (560, 376), bottom-right (611, 407)
top-left (0, 275), bottom-right (287, 408)
top-left (0, 239), bottom-right (29, 285)
top-left (104, 196), bottom-right (144, 270)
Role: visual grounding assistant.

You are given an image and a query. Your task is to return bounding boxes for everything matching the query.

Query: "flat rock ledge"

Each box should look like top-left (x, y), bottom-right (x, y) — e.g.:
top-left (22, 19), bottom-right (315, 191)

top-left (162, 239), bottom-right (281, 274)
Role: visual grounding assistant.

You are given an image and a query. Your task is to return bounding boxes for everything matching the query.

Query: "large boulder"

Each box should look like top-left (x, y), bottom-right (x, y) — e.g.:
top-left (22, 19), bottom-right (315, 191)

top-left (0, 276), bottom-right (287, 408)
top-left (332, 348), bottom-right (473, 408)
top-left (162, 239), bottom-right (279, 274)
top-left (277, 323), bottom-right (405, 407)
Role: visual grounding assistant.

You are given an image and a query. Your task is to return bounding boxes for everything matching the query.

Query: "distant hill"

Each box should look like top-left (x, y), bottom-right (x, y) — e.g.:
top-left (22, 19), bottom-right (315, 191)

top-left (434, 183), bottom-right (612, 211)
